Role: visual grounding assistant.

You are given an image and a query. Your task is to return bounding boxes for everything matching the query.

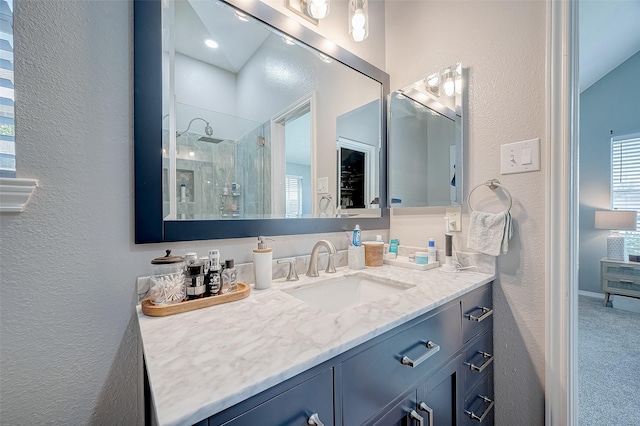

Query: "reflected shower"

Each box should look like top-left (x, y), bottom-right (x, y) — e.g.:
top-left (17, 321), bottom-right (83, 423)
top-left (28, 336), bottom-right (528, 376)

top-left (176, 117), bottom-right (223, 143)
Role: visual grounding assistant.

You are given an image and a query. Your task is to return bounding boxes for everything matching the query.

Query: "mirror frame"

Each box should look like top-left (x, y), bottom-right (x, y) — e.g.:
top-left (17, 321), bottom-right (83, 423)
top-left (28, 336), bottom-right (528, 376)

top-left (134, 0), bottom-right (390, 243)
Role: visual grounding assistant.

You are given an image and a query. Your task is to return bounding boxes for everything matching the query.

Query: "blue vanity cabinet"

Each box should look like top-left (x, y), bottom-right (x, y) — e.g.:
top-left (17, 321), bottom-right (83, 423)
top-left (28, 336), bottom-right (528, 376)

top-left (195, 283), bottom-right (493, 426)
top-left (340, 303), bottom-right (462, 425)
top-left (216, 368), bottom-right (334, 426)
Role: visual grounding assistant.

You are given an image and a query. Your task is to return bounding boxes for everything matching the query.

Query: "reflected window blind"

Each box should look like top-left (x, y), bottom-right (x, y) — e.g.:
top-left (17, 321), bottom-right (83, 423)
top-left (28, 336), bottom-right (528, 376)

top-left (285, 175), bottom-right (302, 218)
top-left (612, 136), bottom-right (640, 252)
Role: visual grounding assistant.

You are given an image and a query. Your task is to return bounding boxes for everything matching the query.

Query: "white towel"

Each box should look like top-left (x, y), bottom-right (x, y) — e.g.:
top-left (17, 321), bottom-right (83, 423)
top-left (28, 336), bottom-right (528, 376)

top-left (467, 210), bottom-right (513, 256)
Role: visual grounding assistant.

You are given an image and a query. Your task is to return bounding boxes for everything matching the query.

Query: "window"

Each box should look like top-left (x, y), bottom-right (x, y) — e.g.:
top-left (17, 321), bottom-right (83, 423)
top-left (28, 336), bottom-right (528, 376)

top-left (285, 175), bottom-right (302, 218)
top-left (612, 134), bottom-right (640, 254)
top-left (0, 0), bottom-right (14, 178)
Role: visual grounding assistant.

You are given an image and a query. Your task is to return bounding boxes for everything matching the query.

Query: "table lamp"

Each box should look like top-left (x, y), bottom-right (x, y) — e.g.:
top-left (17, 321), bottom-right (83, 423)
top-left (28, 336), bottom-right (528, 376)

top-left (595, 209), bottom-right (638, 261)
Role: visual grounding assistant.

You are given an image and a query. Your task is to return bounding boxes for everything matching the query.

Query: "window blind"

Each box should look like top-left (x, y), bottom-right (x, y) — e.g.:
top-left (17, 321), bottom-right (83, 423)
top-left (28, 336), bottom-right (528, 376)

top-left (285, 175), bottom-right (302, 218)
top-left (612, 136), bottom-right (640, 253)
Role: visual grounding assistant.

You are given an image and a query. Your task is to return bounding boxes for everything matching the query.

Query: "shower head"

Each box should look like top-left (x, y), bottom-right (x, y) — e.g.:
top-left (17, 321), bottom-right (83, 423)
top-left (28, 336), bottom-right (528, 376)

top-left (177, 118), bottom-right (222, 142)
top-left (198, 136), bottom-right (224, 144)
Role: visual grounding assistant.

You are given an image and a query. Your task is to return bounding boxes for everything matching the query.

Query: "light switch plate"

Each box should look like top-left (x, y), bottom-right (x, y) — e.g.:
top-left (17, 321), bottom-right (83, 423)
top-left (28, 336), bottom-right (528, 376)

top-left (500, 138), bottom-right (541, 175)
top-left (317, 177), bottom-right (329, 194)
top-left (445, 207), bottom-right (462, 232)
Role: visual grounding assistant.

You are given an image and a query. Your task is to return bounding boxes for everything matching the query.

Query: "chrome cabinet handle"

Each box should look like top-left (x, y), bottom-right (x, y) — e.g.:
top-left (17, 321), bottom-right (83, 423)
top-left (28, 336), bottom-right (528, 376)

top-left (467, 307), bottom-right (493, 322)
top-left (465, 395), bottom-right (495, 422)
top-left (418, 402), bottom-right (434, 426)
top-left (409, 409), bottom-right (424, 426)
top-left (401, 341), bottom-right (440, 367)
top-left (307, 412), bottom-right (324, 426)
top-left (464, 351), bottom-right (494, 372)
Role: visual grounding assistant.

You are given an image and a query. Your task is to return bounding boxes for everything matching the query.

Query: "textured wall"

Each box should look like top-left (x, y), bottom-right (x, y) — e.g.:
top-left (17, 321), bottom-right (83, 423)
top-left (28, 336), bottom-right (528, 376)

top-left (579, 51), bottom-right (640, 294)
top-left (385, 1), bottom-right (547, 424)
top-left (0, 0), bottom-right (386, 423)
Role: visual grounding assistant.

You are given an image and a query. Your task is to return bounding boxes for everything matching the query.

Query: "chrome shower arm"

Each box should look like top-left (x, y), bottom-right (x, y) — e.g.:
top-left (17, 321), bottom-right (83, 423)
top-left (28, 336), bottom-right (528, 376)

top-left (176, 118), bottom-right (212, 137)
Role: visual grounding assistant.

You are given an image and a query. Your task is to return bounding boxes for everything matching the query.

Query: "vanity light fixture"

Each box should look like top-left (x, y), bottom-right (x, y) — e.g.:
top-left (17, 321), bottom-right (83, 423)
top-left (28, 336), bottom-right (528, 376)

top-left (204, 38), bottom-right (219, 49)
top-left (349, 0), bottom-right (369, 42)
top-left (306, 0), bottom-right (330, 19)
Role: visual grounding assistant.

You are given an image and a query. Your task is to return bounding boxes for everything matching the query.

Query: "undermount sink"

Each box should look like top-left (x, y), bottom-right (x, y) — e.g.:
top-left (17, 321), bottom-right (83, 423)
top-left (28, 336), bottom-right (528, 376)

top-left (282, 274), bottom-right (415, 313)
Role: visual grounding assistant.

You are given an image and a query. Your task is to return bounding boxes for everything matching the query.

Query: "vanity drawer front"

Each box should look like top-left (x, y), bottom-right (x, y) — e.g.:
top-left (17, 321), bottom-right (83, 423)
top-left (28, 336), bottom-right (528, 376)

top-left (341, 304), bottom-right (461, 426)
top-left (462, 286), bottom-right (493, 343)
top-left (462, 373), bottom-right (494, 426)
top-left (463, 330), bottom-right (493, 392)
top-left (220, 368), bottom-right (334, 426)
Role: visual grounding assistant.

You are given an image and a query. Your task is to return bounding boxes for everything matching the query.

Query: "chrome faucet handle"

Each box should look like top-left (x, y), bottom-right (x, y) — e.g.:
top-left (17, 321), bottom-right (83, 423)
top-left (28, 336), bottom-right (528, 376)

top-left (325, 254), bottom-right (336, 273)
top-left (277, 259), bottom-right (299, 281)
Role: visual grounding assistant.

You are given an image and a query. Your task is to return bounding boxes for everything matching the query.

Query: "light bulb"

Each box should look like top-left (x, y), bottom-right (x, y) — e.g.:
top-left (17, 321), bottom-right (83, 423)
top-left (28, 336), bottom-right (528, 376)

top-left (189, 151), bottom-right (195, 157)
top-left (307, 0), bottom-right (329, 19)
top-left (351, 10), bottom-right (365, 29)
top-left (444, 77), bottom-right (455, 97)
top-left (204, 39), bottom-right (218, 49)
top-left (352, 27), bottom-right (366, 42)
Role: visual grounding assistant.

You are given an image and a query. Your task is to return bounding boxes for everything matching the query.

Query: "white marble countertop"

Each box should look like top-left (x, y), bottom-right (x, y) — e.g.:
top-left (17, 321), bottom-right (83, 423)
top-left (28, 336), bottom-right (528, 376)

top-left (137, 264), bottom-right (494, 426)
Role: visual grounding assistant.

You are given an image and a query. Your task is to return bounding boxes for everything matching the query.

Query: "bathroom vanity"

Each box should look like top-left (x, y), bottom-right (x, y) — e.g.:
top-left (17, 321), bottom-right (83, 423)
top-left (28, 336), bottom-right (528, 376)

top-left (137, 265), bottom-right (494, 425)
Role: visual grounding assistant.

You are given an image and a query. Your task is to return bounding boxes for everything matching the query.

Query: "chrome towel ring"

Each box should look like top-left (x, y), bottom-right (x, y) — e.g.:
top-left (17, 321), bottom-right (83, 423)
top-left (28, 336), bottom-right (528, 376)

top-left (468, 179), bottom-right (513, 212)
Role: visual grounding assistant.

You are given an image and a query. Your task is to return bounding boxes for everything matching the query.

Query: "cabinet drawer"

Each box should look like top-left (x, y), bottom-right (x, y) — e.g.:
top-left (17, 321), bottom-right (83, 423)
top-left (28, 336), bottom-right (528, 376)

top-left (462, 373), bottom-right (494, 426)
top-left (463, 330), bottom-right (493, 392)
top-left (461, 286), bottom-right (493, 343)
top-left (602, 263), bottom-right (640, 280)
top-left (603, 278), bottom-right (640, 295)
top-left (341, 304), bottom-right (461, 426)
top-left (221, 368), bottom-right (334, 426)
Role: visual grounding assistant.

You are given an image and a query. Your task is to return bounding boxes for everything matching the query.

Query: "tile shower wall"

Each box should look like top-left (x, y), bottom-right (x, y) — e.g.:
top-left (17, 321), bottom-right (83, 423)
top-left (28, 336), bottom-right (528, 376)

top-left (166, 122), bottom-right (272, 219)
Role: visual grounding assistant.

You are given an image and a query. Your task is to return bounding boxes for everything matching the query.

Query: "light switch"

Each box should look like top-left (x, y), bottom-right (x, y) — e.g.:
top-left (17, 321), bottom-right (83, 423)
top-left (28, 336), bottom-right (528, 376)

top-left (500, 138), bottom-right (541, 175)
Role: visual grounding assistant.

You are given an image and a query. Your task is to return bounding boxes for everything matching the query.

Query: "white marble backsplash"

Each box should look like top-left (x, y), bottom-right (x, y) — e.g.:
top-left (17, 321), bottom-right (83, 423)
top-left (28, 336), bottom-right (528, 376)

top-left (138, 248), bottom-right (492, 301)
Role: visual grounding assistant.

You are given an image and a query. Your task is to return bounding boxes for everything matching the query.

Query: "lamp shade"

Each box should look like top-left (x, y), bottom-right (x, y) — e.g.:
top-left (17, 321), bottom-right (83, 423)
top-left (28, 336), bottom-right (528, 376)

top-left (595, 210), bottom-right (638, 231)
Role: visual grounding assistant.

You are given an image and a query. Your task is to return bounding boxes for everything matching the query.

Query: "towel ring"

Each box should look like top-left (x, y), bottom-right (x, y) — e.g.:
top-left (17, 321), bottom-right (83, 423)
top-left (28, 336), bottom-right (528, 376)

top-left (468, 179), bottom-right (513, 212)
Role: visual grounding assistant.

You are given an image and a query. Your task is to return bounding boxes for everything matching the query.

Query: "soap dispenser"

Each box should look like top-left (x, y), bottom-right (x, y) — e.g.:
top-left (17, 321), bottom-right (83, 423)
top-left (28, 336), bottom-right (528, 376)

top-left (253, 236), bottom-right (273, 290)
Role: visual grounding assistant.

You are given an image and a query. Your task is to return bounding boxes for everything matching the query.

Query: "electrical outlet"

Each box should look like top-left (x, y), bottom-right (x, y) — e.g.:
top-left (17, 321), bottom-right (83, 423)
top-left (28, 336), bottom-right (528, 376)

top-left (445, 207), bottom-right (462, 232)
top-left (317, 177), bottom-right (329, 194)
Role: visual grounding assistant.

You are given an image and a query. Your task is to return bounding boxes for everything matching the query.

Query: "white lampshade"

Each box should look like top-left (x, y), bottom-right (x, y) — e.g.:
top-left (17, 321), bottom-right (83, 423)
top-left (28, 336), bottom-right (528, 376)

top-left (595, 210), bottom-right (638, 261)
top-left (595, 210), bottom-right (638, 231)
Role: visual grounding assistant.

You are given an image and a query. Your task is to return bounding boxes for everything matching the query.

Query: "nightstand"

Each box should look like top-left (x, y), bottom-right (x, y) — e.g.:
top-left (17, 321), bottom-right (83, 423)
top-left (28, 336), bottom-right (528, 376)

top-left (600, 258), bottom-right (640, 307)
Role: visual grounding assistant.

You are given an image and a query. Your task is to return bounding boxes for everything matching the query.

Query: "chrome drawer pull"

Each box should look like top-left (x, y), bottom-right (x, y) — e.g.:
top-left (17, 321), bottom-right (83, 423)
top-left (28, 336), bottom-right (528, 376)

top-left (418, 402), bottom-right (434, 426)
top-left (465, 395), bottom-right (494, 422)
top-left (409, 409), bottom-right (424, 426)
top-left (464, 351), bottom-right (494, 372)
top-left (401, 341), bottom-right (440, 367)
top-left (467, 307), bottom-right (493, 322)
top-left (307, 412), bottom-right (324, 426)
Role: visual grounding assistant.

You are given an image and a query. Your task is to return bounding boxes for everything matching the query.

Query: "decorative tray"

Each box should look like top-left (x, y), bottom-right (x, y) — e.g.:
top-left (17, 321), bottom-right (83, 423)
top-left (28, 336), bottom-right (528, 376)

top-left (384, 257), bottom-right (440, 271)
top-left (141, 282), bottom-right (250, 317)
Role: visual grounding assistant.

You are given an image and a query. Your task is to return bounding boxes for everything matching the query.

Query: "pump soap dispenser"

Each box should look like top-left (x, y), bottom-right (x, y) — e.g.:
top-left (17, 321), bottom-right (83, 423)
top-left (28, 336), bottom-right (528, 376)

top-left (253, 236), bottom-right (273, 290)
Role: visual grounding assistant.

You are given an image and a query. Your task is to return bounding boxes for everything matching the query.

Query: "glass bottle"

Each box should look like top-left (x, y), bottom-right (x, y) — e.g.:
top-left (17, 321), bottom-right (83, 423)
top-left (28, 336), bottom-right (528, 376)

top-left (220, 259), bottom-right (237, 294)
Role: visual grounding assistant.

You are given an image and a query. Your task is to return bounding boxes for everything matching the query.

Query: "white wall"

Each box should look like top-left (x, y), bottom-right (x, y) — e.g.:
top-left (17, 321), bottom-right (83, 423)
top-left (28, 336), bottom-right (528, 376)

top-left (0, 0), bottom-right (386, 423)
top-left (386, 1), bottom-right (546, 424)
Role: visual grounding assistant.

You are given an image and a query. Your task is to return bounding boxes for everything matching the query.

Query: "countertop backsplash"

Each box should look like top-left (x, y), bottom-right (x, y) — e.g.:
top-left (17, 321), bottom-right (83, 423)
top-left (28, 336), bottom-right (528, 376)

top-left (137, 247), bottom-right (494, 302)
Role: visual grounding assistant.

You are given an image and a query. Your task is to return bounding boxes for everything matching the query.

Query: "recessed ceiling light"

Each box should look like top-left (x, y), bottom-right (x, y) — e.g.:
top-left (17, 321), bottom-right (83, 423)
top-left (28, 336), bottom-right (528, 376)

top-left (204, 39), bottom-right (219, 49)
top-left (234, 10), bottom-right (248, 22)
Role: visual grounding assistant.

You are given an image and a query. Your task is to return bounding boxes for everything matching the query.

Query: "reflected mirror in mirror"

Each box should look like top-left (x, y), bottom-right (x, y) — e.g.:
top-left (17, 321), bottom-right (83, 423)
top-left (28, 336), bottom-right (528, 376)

top-left (163, 0), bottom-right (383, 221)
top-left (388, 63), bottom-right (464, 208)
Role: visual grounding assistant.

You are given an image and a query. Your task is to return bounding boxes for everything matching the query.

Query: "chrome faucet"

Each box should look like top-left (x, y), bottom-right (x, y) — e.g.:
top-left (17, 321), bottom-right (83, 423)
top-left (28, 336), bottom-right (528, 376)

top-left (306, 240), bottom-right (337, 277)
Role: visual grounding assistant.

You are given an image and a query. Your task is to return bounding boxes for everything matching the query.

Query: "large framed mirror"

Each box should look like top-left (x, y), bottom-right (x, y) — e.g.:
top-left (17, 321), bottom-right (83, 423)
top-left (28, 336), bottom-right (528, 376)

top-left (134, 0), bottom-right (389, 243)
top-left (388, 64), bottom-right (464, 208)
